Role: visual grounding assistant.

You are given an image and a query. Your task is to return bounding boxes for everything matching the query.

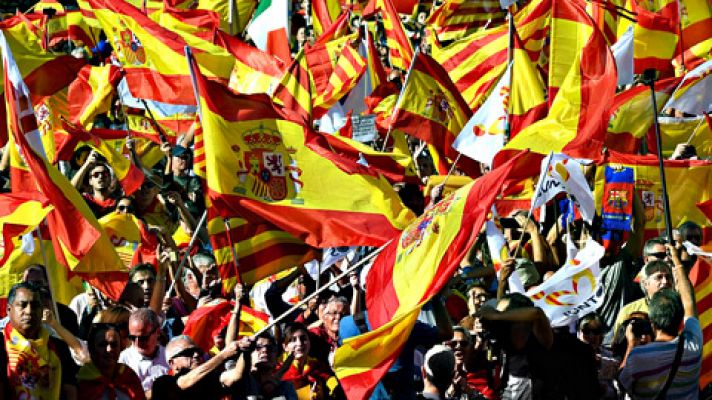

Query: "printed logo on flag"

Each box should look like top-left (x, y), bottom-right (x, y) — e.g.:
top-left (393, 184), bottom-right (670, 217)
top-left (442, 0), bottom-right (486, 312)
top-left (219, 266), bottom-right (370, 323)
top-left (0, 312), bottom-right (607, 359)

top-left (111, 21), bottom-right (146, 65)
top-left (400, 192), bottom-right (459, 257)
top-left (423, 89), bottom-right (454, 123)
top-left (233, 126), bottom-right (303, 202)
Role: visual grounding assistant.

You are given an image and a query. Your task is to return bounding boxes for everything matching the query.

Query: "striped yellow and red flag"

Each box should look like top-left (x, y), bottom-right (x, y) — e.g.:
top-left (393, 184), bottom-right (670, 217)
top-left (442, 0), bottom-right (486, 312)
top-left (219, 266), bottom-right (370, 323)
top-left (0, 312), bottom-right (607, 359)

top-left (586, 0), bottom-right (625, 45)
top-left (313, 43), bottom-right (367, 119)
top-left (183, 300), bottom-right (269, 352)
top-left (23, 10), bottom-right (101, 49)
top-left (390, 51), bottom-right (479, 176)
top-left (312, 0), bottom-right (342, 38)
top-left (208, 214), bottom-right (319, 292)
top-left (86, 0), bottom-right (234, 105)
top-left (334, 150), bottom-right (536, 399)
top-left (374, 0), bottom-right (414, 70)
top-left (430, 0), bottom-right (551, 110)
top-left (427, 0), bottom-right (507, 42)
top-left (272, 49), bottom-right (313, 124)
top-left (688, 256), bottom-right (712, 388)
top-left (192, 54), bottom-right (415, 248)
top-left (0, 192), bottom-right (53, 266)
top-left (98, 211), bottom-right (157, 268)
top-left (501, 0), bottom-right (617, 162)
top-left (315, 11), bottom-right (351, 45)
top-left (605, 77), bottom-right (681, 154)
top-left (2, 32), bottom-right (127, 300)
top-left (306, 33), bottom-right (358, 97)
top-left (673, 0), bottom-right (712, 73)
top-left (190, 0), bottom-right (257, 35)
top-left (68, 64), bottom-right (122, 130)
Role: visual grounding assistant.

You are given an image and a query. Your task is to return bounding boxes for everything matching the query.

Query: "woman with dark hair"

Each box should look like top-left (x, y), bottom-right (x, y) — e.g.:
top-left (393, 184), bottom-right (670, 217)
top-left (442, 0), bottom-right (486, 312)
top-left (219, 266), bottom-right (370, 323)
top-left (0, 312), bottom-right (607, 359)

top-left (576, 313), bottom-right (619, 399)
top-left (76, 324), bottom-right (146, 400)
top-left (279, 323), bottom-right (339, 399)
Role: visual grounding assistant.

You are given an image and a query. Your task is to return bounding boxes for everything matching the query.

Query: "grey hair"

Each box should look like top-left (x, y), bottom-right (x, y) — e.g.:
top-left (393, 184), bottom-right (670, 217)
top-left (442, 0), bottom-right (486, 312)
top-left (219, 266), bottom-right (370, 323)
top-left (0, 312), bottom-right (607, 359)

top-left (165, 335), bottom-right (197, 360)
top-left (192, 253), bottom-right (216, 267)
top-left (129, 307), bottom-right (160, 331)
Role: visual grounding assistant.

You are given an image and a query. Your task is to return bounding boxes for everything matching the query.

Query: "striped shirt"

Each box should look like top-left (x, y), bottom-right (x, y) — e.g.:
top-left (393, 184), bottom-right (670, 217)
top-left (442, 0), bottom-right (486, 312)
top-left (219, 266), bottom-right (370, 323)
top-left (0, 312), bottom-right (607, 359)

top-left (619, 317), bottom-right (702, 399)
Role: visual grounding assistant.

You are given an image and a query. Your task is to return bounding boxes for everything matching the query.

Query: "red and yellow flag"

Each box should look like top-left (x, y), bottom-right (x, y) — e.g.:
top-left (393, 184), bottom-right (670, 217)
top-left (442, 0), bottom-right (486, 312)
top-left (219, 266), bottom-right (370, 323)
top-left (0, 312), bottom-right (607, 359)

top-left (502, 0), bottom-right (616, 162)
top-left (2, 34), bottom-right (126, 300)
top-left (688, 256), bottom-right (712, 388)
top-left (0, 192), bottom-right (53, 266)
top-left (374, 0), bottom-right (414, 70)
top-left (312, 43), bottom-right (367, 119)
top-left (334, 150), bottom-right (535, 399)
top-left (208, 214), bottom-right (319, 292)
top-left (68, 64), bottom-right (122, 130)
top-left (86, 0), bottom-right (234, 105)
top-left (272, 49), bottom-right (313, 124)
top-left (428, 0), bottom-right (507, 42)
top-left (586, 0), bottom-right (625, 45)
top-left (215, 31), bottom-right (286, 96)
top-left (193, 55), bottom-right (415, 248)
top-left (430, 0), bottom-right (550, 110)
top-left (312, 0), bottom-right (342, 38)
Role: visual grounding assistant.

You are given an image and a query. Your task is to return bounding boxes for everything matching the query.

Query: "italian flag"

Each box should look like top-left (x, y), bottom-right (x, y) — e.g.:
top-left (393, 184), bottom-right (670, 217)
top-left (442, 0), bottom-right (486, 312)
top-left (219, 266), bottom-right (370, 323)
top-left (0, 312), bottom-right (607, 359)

top-left (247, 0), bottom-right (291, 63)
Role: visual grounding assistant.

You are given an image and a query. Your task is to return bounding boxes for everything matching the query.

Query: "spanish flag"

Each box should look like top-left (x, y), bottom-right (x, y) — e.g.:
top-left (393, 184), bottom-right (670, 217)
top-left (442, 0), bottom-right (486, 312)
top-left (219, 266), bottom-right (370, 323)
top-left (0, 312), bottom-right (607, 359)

top-left (99, 211), bottom-right (157, 268)
top-left (334, 150), bottom-right (535, 399)
top-left (183, 300), bottom-right (269, 353)
top-left (0, 192), bottom-right (53, 266)
top-left (430, 0), bottom-right (551, 110)
top-left (86, 0), bottom-right (234, 105)
top-left (68, 64), bottom-right (122, 130)
top-left (192, 52), bottom-right (415, 248)
top-left (605, 77), bottom-right (681, 154)
top-left (215, 31), bottom-right (286, 96)
top-left (2, 33), bottom-right (127, 300)
top-left (390, 51), bottom-right (479, 176)
top-left (586, 0), bottom-right (625, 45)
top-left (501, 0), bottom-right (616, 162)
top-left (28, 10), bottom-right (102, 49)
top-left (427, 0), bottom-right (507, 42)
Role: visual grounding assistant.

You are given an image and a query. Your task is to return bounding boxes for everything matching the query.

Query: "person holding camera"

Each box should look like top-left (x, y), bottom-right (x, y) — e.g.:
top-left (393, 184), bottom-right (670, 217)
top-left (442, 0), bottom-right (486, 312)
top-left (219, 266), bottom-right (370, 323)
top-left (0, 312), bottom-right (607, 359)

top-left (619, 244), bottom-right (702, 399)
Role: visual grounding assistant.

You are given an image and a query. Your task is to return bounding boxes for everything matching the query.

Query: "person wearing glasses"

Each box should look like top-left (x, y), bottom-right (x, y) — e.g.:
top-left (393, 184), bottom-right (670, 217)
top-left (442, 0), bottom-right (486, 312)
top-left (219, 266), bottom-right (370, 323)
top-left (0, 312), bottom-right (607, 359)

top-left (77, 324), bottom-right (146, 399)
top-left (152, 335), bottom-right (239, 399)
top-left (116, 196), bottom-right (135, 215)
top-left (118, 308), bottom-right (169, 397)
top-left (576, 313), bottom-right (619, 399)
top-left (71, 150), bottom-right (118, 218)
top-left (444, 326), bottom-right (492, 399)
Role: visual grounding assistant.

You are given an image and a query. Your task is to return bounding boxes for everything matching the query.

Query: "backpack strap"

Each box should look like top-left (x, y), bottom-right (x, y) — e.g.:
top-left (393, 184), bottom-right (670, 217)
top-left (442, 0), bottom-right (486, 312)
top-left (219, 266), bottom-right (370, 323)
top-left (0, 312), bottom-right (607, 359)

top-left (655, 334), bottom-right (685, 400)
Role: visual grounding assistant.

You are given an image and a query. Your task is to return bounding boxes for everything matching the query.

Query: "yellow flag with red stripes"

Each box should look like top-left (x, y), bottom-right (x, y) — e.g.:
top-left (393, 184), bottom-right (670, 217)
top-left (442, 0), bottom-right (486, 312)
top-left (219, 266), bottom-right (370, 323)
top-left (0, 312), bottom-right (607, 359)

top-left (313, 43), bottom-right (367, 119)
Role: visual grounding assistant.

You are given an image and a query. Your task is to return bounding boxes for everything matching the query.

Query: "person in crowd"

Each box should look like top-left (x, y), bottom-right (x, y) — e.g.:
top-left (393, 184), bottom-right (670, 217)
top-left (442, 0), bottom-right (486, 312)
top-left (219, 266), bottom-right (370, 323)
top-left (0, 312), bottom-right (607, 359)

top-left (0, 282), bottom-right (78, 399)
top-left (619, 244), bottom-right (702, 398)
top-left (309, 295), bottom-right (348, 364)
top-left (445, 326), bottom-right (493, 399)
top-left (612, 258), bottom-right (673, 337)
top-left (130, 263), bottom-right (159, 311)
top-left (417, 344), bottom-right (456, 400)
top-left (77, 324), bottom-right (146, 399)
top-left (71, 152), bottom-right (118, 218)
top-left (576, 313), bottom-right (619, 399)
top-left (21, 264), bottom-right (80, 336)
top-left (279, 322), bottom-right (338, 399)
top-left (118, 307), bottom-right (169, 397)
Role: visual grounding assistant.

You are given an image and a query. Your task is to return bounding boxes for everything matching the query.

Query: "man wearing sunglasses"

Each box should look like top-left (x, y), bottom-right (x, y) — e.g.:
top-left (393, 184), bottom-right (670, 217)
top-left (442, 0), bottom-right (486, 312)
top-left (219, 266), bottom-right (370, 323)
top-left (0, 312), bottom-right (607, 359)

top-left (119, 308), bottom-right (169, 398)
top-left (71, 152), bottom-right (117, 218)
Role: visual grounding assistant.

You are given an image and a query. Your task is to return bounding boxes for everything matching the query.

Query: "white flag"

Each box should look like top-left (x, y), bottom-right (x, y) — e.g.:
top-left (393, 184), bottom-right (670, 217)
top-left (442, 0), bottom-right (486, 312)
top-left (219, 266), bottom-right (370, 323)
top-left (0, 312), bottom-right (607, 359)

top-left (612, 26), bottom-right (634, 86)
top-left (486, 221), bottom-right (525, 294)
top-left (527, 240), bottom-right (604, 327)
top-left (531, 153), bottom-right (595, 223)
top-left (663, 59), bottom-right (712, 115)
top-left (452, 63), bottom-right (511, 167)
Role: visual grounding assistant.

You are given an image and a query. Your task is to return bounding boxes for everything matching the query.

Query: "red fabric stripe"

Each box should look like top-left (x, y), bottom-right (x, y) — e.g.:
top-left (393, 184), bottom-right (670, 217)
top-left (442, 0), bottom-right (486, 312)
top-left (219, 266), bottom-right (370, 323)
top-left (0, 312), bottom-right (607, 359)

top-left (338, 339), bottom-right (412, 399)
top-left (681, 18), bottom-right (712, 51)
top-left (23, 56), bottom-right (85, 98)
top-left (215, 31), bottom-right (285, 78)
top-left (451, 48), bottom-right (507, 96)
top-left (414, 53), bottom-right (472, 115)
top-left (208, 189), bottom-right (401, 247)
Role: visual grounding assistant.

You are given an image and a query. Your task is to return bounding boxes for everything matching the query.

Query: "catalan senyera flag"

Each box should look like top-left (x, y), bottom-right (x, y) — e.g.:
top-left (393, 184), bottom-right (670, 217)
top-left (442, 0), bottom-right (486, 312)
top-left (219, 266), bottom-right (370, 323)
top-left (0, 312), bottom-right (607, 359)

top-left (390, 51), bottom-right (479, 176)
top-left (605, 77), bottom-right (682, 154)
top-left (314, 11), bottom-right (351, 45)
top-left (617, 0), bottom-right (680, 76)
top-left (68, 64), bottom-right (122, 130)
top-left (208, 214), bottom-right (319, 292)
top-left (1, 32), bottom-right (127, 300)
top-left (312, 0), bottom-right (342, 38)
top-left (430, 0), bottom-right (551, 110)
top-left (334, 150), bottom-right (535, 399)
top-left (427, 0), bottom-right (507, 42)
top-left (306, 34), bottom-right (359, 97)
top-left (375, 0), bottom-right (414, 70)
top-left (0, 192), bottom-right (53, 266)
top-left (501, 0), bottom-right (616, 162)
top-left (87, 0), bottom-right (234, 105)
top-left (312, 43), bottom-right (367, 119)
top-left (594, 152), bottom-right (712, 239)
top-left (687, 255), bottom-right (712, 388)
top-left (586, 0), bottom-right (625, 45)
top-left (192, 54), bottom-right (416, 248)
top-left (272, 49), bottom-right (313, 124)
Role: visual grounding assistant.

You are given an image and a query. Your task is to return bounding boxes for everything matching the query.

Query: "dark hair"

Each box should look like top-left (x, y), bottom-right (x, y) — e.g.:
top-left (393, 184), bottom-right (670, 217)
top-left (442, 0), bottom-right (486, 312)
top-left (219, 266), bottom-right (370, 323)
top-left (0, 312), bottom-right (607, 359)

top-left (500, 292), bottom-right (534, 311)
top-left (283, 322), bottom-right (310, 345)
top-left (8, 282), bottom-right (42, 305)
top-left (678, 221), bottom-right (702, 240)
top-left (649, 288), bottom-right (684, 337)
top-left (255, 331), bottom-right (277, 350)
top-left (129, 263), bottom-right (156, 281)
top-left (577, 312), bottom-right (606, 332)
top-left (88, 323), bottom-right (121, 353)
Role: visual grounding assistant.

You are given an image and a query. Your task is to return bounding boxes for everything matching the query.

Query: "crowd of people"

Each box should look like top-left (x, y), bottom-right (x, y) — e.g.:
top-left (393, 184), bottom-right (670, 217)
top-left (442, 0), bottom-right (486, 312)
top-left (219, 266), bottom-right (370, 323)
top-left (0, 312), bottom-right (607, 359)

top-left (0, 0), bottom-right (710, 399)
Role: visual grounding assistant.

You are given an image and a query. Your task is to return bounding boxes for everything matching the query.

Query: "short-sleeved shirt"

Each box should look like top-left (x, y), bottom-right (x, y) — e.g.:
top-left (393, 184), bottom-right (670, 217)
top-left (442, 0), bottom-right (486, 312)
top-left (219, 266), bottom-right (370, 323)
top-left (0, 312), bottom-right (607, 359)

top-left (619, 317), bottom-right (703, 399)
top-left (612, 297), bottom-right (649, 340)
top-left (118, 345), bottom-right (169, 392)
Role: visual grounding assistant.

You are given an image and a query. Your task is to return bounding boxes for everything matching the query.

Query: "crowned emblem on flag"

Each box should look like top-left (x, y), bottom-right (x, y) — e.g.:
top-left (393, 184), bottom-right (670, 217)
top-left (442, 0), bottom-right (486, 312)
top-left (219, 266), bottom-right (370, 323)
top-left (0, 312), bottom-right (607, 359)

top-left (423, 89), bottom-right (454, 123)
top-left (111, 21), bottom-right (146, 66)
top-left (234, 126), bottom-right (301, 202)
top-left (400, 193), bottom-right (459, 256)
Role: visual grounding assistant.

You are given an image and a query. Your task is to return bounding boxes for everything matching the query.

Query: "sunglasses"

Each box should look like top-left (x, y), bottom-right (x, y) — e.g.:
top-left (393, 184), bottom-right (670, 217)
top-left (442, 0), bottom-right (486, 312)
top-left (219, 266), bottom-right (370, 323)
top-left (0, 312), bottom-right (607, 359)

top-left (170, 346), bottom-right (202, 360)
top-left (91, 171), bottom-right (108, 178)
top-left (117, 205), bottom-right (133, 212)
top-left (646, 251), bottom-right (668, 259)
top-left (128, 329), bottom-right (156, 342)
top-left (581, 327), bottom-right (603, 335)
top-left (446, 340), bottom-right (470, 348)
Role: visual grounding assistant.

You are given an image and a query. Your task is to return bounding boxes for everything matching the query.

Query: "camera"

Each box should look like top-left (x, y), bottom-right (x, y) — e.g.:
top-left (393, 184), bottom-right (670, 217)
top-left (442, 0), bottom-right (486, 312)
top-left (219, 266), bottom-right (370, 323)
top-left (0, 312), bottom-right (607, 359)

top-left (630, 318), bottom-right (653, 337)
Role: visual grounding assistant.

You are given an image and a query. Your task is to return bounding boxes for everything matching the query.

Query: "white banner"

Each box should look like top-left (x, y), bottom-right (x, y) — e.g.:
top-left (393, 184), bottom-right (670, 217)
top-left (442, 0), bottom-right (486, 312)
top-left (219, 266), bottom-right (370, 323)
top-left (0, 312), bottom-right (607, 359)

top-left (531, 153), bottom-right (595, 223)
top-left (527, 239), bottom-right (605, 326)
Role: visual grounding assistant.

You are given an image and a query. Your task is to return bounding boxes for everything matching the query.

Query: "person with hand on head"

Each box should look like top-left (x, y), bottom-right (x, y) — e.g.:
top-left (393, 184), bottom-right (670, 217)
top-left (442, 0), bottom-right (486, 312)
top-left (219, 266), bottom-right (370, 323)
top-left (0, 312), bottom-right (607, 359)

top-left (77, 324), bottom-right (146, 400)
top-left (619, 244), bottom-right (703, 399)
top-left (0, 282), bottom-right (78, 399)
top-left (71, 151), bottom-right (117, 218)
top-left (118, 307), bottom-right (169, 398)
